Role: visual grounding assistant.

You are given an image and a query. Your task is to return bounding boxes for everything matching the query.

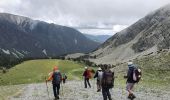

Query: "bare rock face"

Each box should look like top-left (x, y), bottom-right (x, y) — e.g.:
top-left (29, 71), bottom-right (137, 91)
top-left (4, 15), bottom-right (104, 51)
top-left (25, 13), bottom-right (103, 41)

top-left (90, 4), bottom-right (170, 64)
top-left (0, 13), bottom-right (99, 59)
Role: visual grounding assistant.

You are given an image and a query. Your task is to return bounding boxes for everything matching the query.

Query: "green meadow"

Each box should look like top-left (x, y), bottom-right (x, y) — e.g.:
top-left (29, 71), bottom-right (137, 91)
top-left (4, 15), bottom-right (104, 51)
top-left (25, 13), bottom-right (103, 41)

top-left (0, 59), bottom-right (92, 85)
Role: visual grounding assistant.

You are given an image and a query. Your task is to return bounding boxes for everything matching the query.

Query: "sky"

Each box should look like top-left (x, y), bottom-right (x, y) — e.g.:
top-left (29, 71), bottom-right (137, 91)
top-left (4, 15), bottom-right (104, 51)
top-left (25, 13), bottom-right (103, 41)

top-left (0, 0), bottom-right (170, 35)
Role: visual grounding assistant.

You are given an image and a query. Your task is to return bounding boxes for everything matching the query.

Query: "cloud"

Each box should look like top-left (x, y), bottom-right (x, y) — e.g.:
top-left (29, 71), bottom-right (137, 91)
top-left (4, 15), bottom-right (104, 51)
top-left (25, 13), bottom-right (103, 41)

top-left (0, 0), bottom-right (170, 35)
top-left (113, 25), bottom-right (128, 33)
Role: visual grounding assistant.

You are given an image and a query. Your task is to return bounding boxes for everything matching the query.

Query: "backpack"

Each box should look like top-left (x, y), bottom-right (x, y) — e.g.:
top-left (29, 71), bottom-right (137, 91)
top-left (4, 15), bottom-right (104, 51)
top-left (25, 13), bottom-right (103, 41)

top-left (52, 72), bottom-right (61, 84)
top-left (133, 68), bottom-right (142, 83)
top-left (87, 69), bottom-right (93, 79)
top-left (102, 70), bottom-right (114, 88)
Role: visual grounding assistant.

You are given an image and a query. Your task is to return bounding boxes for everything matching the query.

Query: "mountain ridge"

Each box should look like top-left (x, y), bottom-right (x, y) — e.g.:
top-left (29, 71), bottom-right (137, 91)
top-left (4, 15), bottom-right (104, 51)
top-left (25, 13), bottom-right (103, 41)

top-left (0, 13), bottom-right (99, 60)
top-left (89, 4), bottom-right (170, 64)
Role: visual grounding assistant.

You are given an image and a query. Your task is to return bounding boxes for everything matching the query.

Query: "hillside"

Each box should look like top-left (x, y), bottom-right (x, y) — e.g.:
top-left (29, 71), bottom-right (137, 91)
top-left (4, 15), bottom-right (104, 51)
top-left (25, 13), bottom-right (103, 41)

top-left (89, 4), bottom-right (170, 64)
top-left (0, 13), bottom-right (99, 61)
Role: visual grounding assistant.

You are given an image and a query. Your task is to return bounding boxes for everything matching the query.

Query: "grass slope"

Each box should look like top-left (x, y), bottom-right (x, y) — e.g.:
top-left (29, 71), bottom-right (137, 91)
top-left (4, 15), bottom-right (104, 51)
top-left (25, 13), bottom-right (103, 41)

top-left (0, 59), bottom-right (89, 85)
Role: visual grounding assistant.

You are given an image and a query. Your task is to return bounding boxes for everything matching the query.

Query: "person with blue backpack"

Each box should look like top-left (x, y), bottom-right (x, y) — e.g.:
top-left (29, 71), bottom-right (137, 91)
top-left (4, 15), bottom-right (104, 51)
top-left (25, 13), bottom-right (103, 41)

top-left (47, 66), bottom-right (62, 100)
top-left (124, 61), bottom-right (142, 99)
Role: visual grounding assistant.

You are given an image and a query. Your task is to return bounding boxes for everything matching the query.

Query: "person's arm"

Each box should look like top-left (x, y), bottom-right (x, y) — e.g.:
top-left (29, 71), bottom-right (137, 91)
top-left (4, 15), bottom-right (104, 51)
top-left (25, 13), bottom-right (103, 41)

top-left (83, 71), bottom-right (86, 76)
top-left (124, 69), bottom-right (129, 78)
top-left (47, 73), bottom-right (53, 81)
top-left (112, 72), bottom-right (115, 78)
top-left (94, 71), bottom-right (98, 78)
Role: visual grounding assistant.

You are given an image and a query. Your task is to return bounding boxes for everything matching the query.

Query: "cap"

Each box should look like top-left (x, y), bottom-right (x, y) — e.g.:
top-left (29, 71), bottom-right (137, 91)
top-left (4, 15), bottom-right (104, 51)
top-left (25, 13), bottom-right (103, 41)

top-left (128, 62), bottom-right (133, 65)
top-left (98, 67), bottom-right (102, 70)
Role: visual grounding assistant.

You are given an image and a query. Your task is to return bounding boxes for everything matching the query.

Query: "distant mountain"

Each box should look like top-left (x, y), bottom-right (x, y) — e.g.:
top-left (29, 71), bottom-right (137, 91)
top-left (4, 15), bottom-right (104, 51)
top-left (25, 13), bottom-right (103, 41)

top-left (89, 4), bottom-right (170, 64)
top-left (84, 34), bottom-right (111, 43)
top-left (0, 13), bottom-right (99, 60)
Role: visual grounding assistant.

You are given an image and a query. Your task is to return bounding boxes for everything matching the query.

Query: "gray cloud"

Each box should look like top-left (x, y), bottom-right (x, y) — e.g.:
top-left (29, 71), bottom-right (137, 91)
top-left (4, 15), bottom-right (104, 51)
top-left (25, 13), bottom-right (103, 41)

top-left (0, 0), bottom-right (170, 35)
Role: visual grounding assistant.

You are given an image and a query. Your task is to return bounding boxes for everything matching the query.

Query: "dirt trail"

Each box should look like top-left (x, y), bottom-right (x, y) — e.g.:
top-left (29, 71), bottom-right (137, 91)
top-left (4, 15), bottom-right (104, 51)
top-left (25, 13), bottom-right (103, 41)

top-left (9, 80), bottom-right (170, 100)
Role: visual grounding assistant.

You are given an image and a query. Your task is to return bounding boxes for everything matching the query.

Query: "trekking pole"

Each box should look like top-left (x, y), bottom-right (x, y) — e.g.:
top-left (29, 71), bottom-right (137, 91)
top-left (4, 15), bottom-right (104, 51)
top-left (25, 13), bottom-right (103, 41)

top-left (61, 82), bottom-right (64, 96)
top-left (45, 76), bottom-right (50, 100)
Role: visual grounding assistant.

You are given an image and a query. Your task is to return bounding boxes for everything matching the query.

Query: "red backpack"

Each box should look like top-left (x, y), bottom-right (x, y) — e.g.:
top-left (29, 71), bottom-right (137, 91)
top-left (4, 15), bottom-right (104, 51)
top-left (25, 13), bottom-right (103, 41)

top-left (87, 69), bottom-right (92, 79)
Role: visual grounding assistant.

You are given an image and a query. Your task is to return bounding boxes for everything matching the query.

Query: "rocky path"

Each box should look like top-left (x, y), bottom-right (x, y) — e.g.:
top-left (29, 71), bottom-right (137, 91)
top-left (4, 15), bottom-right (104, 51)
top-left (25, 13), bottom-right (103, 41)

top-left (9, 80), bottom-right (170, 100)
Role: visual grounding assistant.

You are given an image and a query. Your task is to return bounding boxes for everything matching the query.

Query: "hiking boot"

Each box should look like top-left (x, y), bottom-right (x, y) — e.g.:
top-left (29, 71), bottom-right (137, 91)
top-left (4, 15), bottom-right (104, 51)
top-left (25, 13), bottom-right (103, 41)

top-left (128, 94), bottom-right (132, 99)
top-left (131, 94), bottom-right (136, 99)
top-left (54, 96), bottom-right (59, 100)
top-left (57, 96), bottom-right (60, 99)
top-left (128, 94), bottom-right (136, 99)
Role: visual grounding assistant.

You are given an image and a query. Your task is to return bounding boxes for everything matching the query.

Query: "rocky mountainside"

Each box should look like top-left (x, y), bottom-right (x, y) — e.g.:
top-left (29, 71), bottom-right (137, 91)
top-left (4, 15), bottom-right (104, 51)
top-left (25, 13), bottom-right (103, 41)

top-left (89, 4), bottom-right (170, 64)
top-left (0, 13), bottom-right (99, 59)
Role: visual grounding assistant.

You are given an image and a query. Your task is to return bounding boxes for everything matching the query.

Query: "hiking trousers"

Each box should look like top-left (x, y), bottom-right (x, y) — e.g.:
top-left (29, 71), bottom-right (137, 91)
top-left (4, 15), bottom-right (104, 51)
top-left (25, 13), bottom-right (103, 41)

top-left (84, 78), bottom-right (91, 88)
top-left (102, 87), bottom-right (112, 100)
top-left (53, 83), bottom-right (60, 97)
top-left (63, 79), bottom-right (66, 84)
top-left (97, 80), bottom-right (102, 90)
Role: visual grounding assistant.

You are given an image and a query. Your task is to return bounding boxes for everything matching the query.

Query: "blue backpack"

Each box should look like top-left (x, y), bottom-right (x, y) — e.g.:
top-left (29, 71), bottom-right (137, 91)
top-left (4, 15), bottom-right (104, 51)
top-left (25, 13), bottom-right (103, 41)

top-left (52, 72), bottom-right (61, 84)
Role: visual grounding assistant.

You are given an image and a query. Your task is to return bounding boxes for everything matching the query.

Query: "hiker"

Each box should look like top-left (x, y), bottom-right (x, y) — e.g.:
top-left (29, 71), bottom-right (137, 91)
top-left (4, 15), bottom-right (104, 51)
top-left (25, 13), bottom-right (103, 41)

top-left (83, 67), bottom-right (91, 88)
top-left (124, 61), bottom-right (141, 99)
top-left (46, 66), bottom-right (62, 99)
top-left (94, 67), bottom-right (103, 92)
top-left (62, 73), bottom-right (67, 84)
top-left (102, 65), bottom-right (114, 100)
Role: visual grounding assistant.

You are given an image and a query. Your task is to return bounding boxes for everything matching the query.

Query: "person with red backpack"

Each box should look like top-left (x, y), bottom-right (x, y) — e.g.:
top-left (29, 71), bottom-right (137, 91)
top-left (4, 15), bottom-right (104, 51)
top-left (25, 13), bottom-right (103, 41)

top-left (83, 67), bottom-right (91, 88)
top-left (124, 61), bottom-right (142, 99)
top-left (102, 65), bottom-right (114, 100)
top-left (46, 66), bottom-right (62, 100)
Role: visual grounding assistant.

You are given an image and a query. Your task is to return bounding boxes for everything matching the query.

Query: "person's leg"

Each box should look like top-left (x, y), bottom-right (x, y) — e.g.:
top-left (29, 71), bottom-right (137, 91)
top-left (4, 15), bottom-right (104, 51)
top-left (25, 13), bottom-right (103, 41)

top-left (130, 84), bottom-right (136, 98)
top-left (56, 84), bottom-right (60, 99)
top-left (97, 80), bottom-right (101, 92)
top-left (99, 80), bottom-right (102, 91)
top-left (63, 79), bottom-right (65, 84)
top-left (106, 88), bottom-right (112, 100)
top-left (84, 78), bottom-right (87, 88)
top-left (56, 84), bottom-right (60, 95)
top-left (126, 83), bottom-right (135, 98)
top-left (87, 78), bottom-right (91, 88)
top-left (102, 87), bottom-right (107, 100)
top-left (97, 80), bottom-right (99, 91)
top-left (53, 84), bottom-right (57, 98)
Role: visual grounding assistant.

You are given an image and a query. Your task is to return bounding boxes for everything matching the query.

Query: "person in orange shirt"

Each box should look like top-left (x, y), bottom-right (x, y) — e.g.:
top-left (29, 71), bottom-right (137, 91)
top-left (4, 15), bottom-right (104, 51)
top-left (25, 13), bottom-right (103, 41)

top-left (47, 66), bottom-right (62, 100)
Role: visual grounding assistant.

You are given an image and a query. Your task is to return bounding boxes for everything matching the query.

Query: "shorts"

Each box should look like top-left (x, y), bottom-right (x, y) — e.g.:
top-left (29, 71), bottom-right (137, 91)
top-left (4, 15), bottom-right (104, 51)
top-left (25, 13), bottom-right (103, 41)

top-left (126, 83), bottom-right (135, 91)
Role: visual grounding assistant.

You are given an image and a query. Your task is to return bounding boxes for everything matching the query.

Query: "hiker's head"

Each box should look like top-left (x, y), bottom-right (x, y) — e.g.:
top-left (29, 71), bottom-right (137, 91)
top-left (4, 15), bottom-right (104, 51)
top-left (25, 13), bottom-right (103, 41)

top-left (127, 61), bottom-right (134, 68)
top-left (85, 67), bottom-right (88, 70)
top-left (53, 66), bottom-right (58, 71)
top-left (98, 67), bottom-right (102, 71)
